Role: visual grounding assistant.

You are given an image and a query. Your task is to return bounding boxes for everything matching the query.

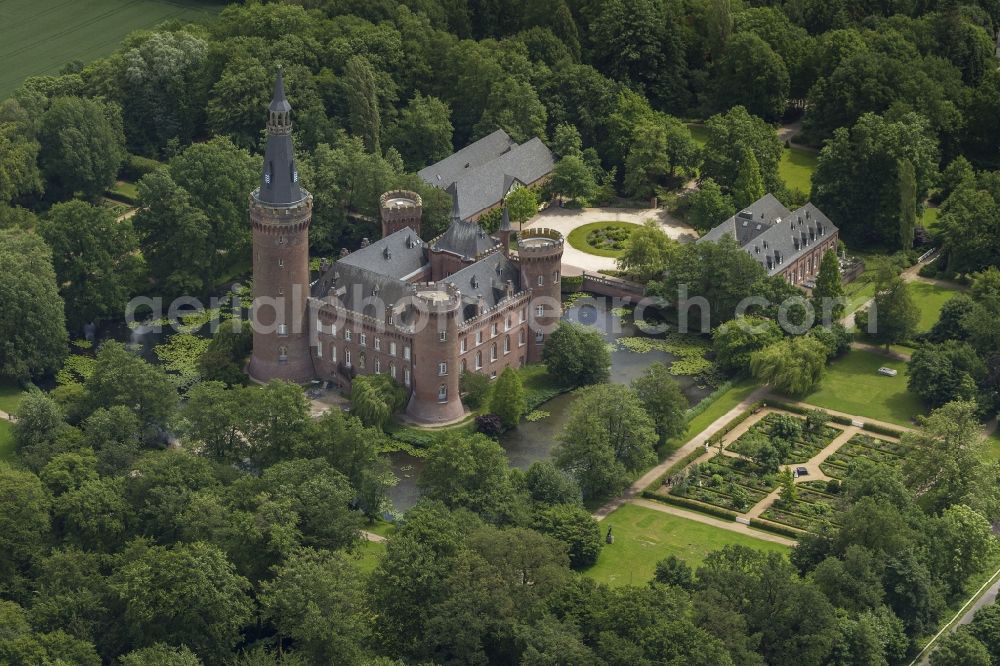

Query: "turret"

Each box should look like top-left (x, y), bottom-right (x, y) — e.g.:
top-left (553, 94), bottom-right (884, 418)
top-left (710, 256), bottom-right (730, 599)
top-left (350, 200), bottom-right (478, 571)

top-left (247, 67), bottom-right (315, 383)
top-left (405, 283), bottom-right (465, 423)
top-left (380, 190), bottom-right (423, 239)
top-left (518, 229), bottom-right (564, 363)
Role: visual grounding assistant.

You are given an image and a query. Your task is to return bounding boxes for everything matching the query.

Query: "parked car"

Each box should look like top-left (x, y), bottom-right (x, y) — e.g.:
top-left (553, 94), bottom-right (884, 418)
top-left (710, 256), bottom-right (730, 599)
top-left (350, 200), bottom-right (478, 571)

top-left (877, 367), bottom-right (898, 377)
top-left (794, 467), bottom-right (809, 478)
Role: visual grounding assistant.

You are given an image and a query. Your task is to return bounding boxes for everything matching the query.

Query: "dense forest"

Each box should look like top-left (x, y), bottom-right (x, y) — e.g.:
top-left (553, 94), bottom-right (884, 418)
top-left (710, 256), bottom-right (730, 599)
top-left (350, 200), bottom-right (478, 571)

top-left (1, 0), bottom-right (1000, 664)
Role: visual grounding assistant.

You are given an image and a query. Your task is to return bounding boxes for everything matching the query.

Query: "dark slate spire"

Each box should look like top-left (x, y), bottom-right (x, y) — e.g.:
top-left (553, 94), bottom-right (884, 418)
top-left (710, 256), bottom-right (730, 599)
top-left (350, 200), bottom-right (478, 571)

top-left (257, 67), bottom-right (304, 205)
top-left (499, 204), bottom-right (512, 231)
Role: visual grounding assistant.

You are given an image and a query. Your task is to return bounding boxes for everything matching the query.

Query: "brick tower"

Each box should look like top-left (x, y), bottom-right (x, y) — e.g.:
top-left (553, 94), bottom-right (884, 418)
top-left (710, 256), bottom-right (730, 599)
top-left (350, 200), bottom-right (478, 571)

top-left (247, 68), bottom-right (315, 383)
top-left (379, 190), bottom-right (422, 239)
top-left (518, 229), bottom-right (564, 363)
top-left (406, 283), bottom-right (465, 423)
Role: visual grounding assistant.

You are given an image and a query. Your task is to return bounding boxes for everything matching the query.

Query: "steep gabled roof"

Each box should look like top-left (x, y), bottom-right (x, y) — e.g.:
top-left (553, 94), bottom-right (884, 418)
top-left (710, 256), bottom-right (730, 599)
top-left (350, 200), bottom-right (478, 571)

top-left (449, 138), bottom-right (554, 219)
top-left (337, 227), bottom-right (426, 280)
top-left (446, 252), bottom-right (521, 320)
top-left (417, 129), bottom-right (516, 188)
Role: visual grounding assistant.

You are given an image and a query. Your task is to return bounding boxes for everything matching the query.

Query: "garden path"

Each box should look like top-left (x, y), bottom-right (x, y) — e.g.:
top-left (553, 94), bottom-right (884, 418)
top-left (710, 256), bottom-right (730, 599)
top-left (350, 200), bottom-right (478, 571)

top-left (848, 341), bottom-right (912, 361)
top-left (0, 409), bottom-right (13, 421)
top-left (523, 205), bottom-right (697, 274)
top-left (592, 385), bottom-right (770, 519)
top-left (632, 498), bottom-right (795, 547)
top-left (362, 530), bottom-right (387, 543)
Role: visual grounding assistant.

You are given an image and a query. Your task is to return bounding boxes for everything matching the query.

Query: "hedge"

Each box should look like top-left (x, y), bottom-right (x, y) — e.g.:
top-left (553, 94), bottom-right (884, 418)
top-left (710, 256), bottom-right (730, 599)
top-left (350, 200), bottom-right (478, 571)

top-left (748, 517), bottom-right (807, 539)
top-left (862, 422), bottom-right (905, 438)
top-left (121, 153), bottom-right (165, 181)
top-left (560, 275), bottom-right (583, 292)
top-left (705, 402), bottom-right (764, 447)
top-left (641, 491), bottom-right (740, 521)
top-left (646, 448), bottom-right (706, 493)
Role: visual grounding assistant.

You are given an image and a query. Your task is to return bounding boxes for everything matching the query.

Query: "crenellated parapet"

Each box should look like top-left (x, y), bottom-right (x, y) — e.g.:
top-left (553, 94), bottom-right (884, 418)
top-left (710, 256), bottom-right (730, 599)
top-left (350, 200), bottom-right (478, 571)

top-left (249, 190), bottom-right (313, 235)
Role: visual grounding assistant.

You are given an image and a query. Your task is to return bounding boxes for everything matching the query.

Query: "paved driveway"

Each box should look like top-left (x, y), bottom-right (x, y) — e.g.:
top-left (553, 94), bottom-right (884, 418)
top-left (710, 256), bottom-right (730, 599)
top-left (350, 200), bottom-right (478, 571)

top-left (523, 206), bottom-right (697, 274)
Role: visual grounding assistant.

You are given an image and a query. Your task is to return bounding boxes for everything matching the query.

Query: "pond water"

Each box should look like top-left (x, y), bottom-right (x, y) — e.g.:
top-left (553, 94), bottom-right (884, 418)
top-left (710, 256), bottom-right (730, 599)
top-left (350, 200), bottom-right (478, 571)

top-left (388, 295), bottom-right (717, 514)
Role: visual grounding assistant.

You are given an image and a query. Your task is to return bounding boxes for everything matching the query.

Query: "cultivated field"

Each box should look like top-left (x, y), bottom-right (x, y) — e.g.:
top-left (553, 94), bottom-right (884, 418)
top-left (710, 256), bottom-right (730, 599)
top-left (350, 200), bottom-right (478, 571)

top-left (0, 0), bottom-right (223, 99)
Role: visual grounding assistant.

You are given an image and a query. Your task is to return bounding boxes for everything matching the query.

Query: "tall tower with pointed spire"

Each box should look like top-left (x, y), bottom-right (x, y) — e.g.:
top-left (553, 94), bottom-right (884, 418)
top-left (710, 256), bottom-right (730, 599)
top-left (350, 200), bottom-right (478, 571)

top-left (247, 68), bottom-right (315, 383)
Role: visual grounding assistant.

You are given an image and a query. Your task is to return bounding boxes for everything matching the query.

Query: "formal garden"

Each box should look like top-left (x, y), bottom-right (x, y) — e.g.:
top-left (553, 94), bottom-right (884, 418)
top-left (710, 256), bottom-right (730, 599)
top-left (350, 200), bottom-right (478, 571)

top-left (566, 221), bottom-right (639, 257)
top-left (726, 411), bottom-right (842, 464)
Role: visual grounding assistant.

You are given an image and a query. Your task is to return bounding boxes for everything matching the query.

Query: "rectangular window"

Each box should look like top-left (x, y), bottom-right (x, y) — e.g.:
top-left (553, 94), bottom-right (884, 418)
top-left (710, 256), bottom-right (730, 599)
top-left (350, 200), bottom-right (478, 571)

top-left (491, 323), bottom-right (498, 337)
top-left (390, 342), bottom-right (397, 356)
top-left (438, 362), bottom-right (447, 376)
top-left (505, 316), bottom-right (511, 331)
top-left (438, 384), bottom-right (447, 401)
top-left (331, 324), bottom-right (337, 337)
top-left (375, 358), bottom-right (381, 374)
top-left (331, 344), bottom-right (337, 363)
top-left (404, 368), bottom-right (411, 386)
top-left (316, 319), bottom-right (323, 333)
top-left (439, 331), bottom-right (447, 342)
top-left (345, 349), bottom-right (352, 366)
top-left (277, 324), bottom-right (288, 336)
top-left (476, 331), bottom-right (483, 345)
top-left (536, 331), bottom-right (544, 342)
top-left (504, 337), bottom-right (510, 353)
top-left (537, 275), bottom-right (543, 286)
top-left (535, 304), bottom-right (544, 317)
top-left (404, 346), bottom-right (411, 360)
top-left (278, 258), bottom-right (284, 268)
top-left (345, 329), bottom-right (352, 342)
top-left (374, 338), bottom-right (381, 351)
top-left (359, 333), bottom-right (366, 347)
top-left (390, 364), bottom-right (397, 379)
top-left (460, 338), bottom-right (467, 353)
top-left (387, 312), bottom-right (394, 325)
top-left (519, 330), bottom-right (525, 346)
top-left (491, 345), bottom-right (497, 362)
top-left (317, 343), bottom-right (322, 358)
top-left (520, 308), bottom-right (526, 323)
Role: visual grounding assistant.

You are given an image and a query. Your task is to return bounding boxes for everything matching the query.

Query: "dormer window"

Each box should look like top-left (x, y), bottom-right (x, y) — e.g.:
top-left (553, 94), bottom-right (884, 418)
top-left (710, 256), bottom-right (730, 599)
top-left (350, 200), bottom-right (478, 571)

top-left (383, 247), bottom-right (391, 260)
top-left (471, 276), bottom-right (478, 289)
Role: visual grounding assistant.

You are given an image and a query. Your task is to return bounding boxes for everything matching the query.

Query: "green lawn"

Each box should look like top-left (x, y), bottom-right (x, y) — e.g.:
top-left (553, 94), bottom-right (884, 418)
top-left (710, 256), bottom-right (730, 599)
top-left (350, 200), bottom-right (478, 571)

top-left (566, 221), bottom-right (638, 258)
top-left (909, 280), bottom-right (960, 332)
top-left (688, 123), bottom-right (709, 148)
top-left (802, 350), bottom-right (925, 427)
top-left (0, 382), bottom-right (25, 415)
top-left (585, 504), bottom-right (788, 587)
top-left (920, 206), bottom-right (940, 230)
top-left (0, 0), bottom-right (224, 99)
top-left (673, 378), bottom-right (758, 451)
top-left (0, 421), bottom-right (13, 462)
top-left (350, 539), bottom-right (386, 576)
top-left (779, 147), bottom-right (818, 195)
top-left (983, 430), bottom-right (1000, 463)
top-left (107, 180), bottom-right (140, 203)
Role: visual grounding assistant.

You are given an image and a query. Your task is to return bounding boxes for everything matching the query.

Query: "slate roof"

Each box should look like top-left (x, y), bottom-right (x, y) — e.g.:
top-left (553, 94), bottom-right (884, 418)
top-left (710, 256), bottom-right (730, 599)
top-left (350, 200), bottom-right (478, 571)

top-left (432, 219), bottom-right (498, 259)
top-left (337, 227), bottom-right (427, 280)
top-left (418, 130), bottom-right (516, 187)
top-left (419, 134), bottom-right (555, 220)
top-left (445, 252), bottom-right (522, 321)
top-left (257, 69), bottom-right (303, 206)
top-left (699, 194), bottom-right (838, 276)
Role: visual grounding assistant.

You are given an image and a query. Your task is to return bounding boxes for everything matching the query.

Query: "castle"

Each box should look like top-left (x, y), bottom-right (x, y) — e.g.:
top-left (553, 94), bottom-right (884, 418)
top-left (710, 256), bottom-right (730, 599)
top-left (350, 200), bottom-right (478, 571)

top-left (248, 71), bottom-right (564, 423)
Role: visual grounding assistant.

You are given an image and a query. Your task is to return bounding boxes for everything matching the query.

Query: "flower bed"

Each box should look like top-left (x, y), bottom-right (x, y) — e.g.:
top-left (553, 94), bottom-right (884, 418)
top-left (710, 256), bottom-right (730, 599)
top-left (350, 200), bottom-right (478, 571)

top-left (727, 412), bottom-right (841, 463)
top-left (668, 454), bottom-right (777, 512)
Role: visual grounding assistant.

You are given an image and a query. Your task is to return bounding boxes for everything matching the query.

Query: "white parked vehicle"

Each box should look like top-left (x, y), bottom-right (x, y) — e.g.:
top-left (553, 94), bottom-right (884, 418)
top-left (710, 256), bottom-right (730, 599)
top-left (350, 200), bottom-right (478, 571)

top-left (877, 367), bottom-right (898, 377)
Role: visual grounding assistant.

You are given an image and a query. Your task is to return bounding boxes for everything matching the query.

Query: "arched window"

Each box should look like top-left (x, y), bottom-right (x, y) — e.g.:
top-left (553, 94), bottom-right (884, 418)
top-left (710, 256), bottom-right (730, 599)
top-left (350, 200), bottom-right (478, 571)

top-left (519, 329), bottom-right (525, 346)
top-left (490, 343), bottom-right (497, 361)
top-left (390, 363), bottom-right (396, 379)
top-left (461, 358), bottom-right (467, 373)
top-left (374, 357), bottom-right (381, 374)
top-left (504, 335), bottom-right (510, 354)
top-left (278, 346), bottom-right (288, 364)
top-left (438, 384), bottom-right (447, 402)
top-left (475, 351), bottom-right (482, 369)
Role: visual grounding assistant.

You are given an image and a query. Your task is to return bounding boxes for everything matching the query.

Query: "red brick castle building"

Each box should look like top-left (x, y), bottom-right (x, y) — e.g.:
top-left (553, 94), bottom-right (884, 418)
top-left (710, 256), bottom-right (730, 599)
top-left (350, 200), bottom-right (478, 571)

top-left (248, 71), bottom-right (564, 423)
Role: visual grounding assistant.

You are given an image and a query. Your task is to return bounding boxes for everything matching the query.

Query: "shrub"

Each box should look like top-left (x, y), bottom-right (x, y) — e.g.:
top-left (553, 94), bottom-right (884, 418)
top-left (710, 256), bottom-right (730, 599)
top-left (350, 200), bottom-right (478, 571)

top-left (643, 492), bottom-right (740, 521)
top-left (475, 414), bottom-right (503, 437)
top-left (121, 153), bottom-right (164, 180)
top-left (460, 372), bottom-right (491, 409)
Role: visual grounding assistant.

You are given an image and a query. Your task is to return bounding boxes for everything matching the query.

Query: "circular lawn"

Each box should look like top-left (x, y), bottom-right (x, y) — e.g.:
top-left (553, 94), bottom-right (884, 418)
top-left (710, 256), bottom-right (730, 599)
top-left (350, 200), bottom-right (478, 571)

top-left (566, 221), bottom-right (638, 258)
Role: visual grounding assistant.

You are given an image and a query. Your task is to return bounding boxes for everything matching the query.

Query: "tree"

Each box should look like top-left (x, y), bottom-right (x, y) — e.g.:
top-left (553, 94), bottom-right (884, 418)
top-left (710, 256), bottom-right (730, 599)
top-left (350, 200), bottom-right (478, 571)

top-left (867, 271), bottom-right (919, 348)
top-left (259, 548), bottom-right (367, 665)
top-left (968, 604), bottom-right (1000, 664)
top-left (460, 371), bottom-right (491, 409)
top-left (168, 137), bottom-right (258, 288)
top-left (387, 93), bottom-right (453, 170)
top-left (53, 477), bottom-right (131, 552)
top-left (778, 468), bottom-right (797, 504)
top-left (812, 250), bottom-right (845, 322)
top-left (898, 158), bottom-right (917, 251)
top-left (474, 76), bottom-right (547, 144)
top-left (930, 504), bottom-right (996, 597)
top-left (0, 467), bottom-right (50, 590)
top-left (542, 322), bottom-right (610, 386)
top-left (701, 105), bottom-right (783, 194)
top-left (963, 268), bottom-right (1000, 356)
top-left (936, 185), bottom-right (1000, 276)
top-left (197, 320), bottom-right (252, 386)
top-left (631, 362), bottom-right (688, 443)
top-left (654, 555), bottom-right (693, 589)
top-left (750, 335), bottom-right (827, 397)
top-left (119, 644), bottom-right (202, 666)
top-left (929, 293), bottom-right (976, 343)
top-left (419, 433), bottom-right (518, 523)
top-left (0, 229), bottom-right (68, 379)
top-left (83, 342), bottom-right (177, 434)
top-left (551, 123), bottom-right (582, 158)
top-left (652, 234), bottom-right (768, 328)
top-left (550, 155), bottom-right (596, 202)
top-left (616, 220), bottom-right (675, 281)
top-left (533, 504), bottom-right (601, 569)
top-left (812, 112), bottom-right (939, 248)
top-left (902, 400), bottom-right (997, 517)
top-left (344, 55), bottom-right (382, 154)
top-left (712, 315), bottom-right (784, 374)
top-left (505, 186), bottom-right (538, 227)
top-left (732, 148), bottom-right (766, 209)
top-left (524, 461), bottom-right (580, 506)
top-left (686, 179), bottom-right (735, 233)
top-left (351, 374), bottom-right (406, 430)
top-left (133, 169), bottom-right (212, 297)
top-left (623, 119), bottom-right (672, 198)
top-left (490, 367), bottom-right (527, 429)
top-left (117, 31), bottom-right (210, 155)
top-left (39, 200), bottom-right (143, 330)
top-left (929, 630), bottom-right (992, 666)
top-left (908, 341), bottom-right (984, 407)
top-left (109, 541), bottom-right (252, 661)
top-left (38, 96), bottom-right (125, 200)
top-left (555, 384), bottom-right (657, 499)
top-left (712, 32), bottom-right (789, 120)
top-left (0, 100), bottom-right (42, 204)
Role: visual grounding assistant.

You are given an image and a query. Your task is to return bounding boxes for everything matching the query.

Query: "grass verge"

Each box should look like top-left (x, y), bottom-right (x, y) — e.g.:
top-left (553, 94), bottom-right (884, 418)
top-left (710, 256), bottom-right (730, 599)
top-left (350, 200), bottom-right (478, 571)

top-left (583, 503), bottom-right (788, 587)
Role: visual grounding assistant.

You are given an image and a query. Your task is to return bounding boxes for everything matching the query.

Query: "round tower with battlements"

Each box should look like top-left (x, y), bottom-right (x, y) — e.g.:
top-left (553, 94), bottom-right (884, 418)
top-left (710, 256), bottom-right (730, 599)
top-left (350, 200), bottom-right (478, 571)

top-left (380, 190), bottom-right (422, 239)
top-left (247, 68), bottom-right (315, 383)
top-left (406, 282), bottom-right (465, 423)
top-left (518, 228), bottom-right (564, 363)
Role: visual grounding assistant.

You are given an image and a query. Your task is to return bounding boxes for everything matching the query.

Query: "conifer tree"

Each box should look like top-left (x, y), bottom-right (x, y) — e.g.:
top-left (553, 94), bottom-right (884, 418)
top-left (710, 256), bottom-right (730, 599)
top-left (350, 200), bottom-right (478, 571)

top-left (733, 148), bottom-right (765, 208)
top-left (490, 367), bottom-right (526, 430)
top-left (812, 249), bottom-right (846, 322)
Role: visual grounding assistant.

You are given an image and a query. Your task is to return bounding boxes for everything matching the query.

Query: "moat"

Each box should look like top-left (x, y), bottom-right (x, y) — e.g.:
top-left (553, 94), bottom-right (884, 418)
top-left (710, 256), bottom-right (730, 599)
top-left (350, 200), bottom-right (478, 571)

top-left (388, 295), bottom-right (715, 513)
